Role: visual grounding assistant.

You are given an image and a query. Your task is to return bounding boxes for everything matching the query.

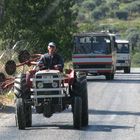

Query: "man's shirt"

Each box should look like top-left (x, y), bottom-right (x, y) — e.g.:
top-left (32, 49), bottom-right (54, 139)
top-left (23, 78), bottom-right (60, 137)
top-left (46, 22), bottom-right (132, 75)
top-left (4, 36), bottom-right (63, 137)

top-left (38, 53), bottom-right (64, 70)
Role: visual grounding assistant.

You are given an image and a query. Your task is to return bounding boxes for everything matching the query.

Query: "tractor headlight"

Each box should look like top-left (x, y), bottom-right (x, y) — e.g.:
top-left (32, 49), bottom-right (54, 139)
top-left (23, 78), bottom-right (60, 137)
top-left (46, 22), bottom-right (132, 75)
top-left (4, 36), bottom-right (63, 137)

top-left (52, 82), bottom-right (58, 88)
top-left (37, 82), bottom-right (43, 88)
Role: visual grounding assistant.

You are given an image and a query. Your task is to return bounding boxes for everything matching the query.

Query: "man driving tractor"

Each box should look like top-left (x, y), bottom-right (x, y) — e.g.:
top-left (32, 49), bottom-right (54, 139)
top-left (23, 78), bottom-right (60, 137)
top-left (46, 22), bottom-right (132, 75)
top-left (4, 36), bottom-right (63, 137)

top-left (26, 42), bottom-right (64, 85)
top-left (38, 42), bottom-right (64, 71)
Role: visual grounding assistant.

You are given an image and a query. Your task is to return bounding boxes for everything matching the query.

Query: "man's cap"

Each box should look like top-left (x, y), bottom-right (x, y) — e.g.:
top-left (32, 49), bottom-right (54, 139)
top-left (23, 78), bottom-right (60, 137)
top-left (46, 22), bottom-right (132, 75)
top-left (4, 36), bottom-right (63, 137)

top-left (48, 42), bottom-right (56, 48)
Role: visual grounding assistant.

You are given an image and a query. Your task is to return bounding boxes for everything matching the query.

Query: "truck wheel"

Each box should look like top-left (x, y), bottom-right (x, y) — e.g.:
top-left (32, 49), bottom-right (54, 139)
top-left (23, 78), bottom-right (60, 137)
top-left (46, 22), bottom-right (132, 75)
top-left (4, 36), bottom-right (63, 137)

top-left (16, 98), bottom-right (26, 130)
top-left (105, 73), bottom-right (114, 80)
top-left (105, 74), bottom-right (110, 80)
top-left (110, 73), bottom-right (114, 80)
top-left (73, 96), bottom-right (82, 129)
top-left (72, 79), bottom-right (89, 127)
top-left (25, 104), bottom-right (32, 127)
top-left (124, 67), bottom-right (130, 73)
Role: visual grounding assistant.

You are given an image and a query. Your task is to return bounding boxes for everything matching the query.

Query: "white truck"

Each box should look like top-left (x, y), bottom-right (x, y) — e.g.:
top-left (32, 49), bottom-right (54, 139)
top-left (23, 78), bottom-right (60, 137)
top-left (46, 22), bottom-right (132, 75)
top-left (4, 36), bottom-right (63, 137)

top-left (72, 32), bottom-right (117, 80)
top-left (116, 39), bottom-right (131, 73)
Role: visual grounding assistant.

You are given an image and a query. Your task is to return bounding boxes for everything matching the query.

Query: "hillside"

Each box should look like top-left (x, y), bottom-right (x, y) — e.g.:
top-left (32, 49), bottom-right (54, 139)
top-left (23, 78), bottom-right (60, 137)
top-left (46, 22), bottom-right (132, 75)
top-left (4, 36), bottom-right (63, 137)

top-left (75, 0), bottom-right (140, 32)
top-left (74, 0), bottom-right (140, 66)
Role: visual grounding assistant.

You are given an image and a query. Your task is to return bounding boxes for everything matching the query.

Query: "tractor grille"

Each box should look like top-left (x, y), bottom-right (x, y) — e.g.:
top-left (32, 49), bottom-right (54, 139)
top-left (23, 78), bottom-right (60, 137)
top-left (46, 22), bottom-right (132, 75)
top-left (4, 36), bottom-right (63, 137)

top-left (34, 73), bottom-right (61, 96)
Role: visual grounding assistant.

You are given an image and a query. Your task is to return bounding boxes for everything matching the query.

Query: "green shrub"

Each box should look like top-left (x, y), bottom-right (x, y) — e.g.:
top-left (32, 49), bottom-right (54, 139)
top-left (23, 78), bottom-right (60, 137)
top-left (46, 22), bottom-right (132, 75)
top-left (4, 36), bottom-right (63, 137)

top-left (82, 1), bottom-right (95, 11)
top-left (115, 10), bottom-right (129, 20)
top-left (132, 52), bottom-right (140, 67)
top-left (126, 1), bottom-right (140, 13)
top-left (91, 9), bottom-right (103, 20)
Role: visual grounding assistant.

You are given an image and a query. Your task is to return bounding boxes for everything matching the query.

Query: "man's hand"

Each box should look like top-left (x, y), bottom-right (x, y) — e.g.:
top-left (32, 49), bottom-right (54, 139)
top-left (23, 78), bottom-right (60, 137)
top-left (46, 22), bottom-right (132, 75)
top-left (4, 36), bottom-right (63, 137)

top-left (54, 64), bottom-right (63, 72)
top-left (54, 65), bottom-right (59, 70)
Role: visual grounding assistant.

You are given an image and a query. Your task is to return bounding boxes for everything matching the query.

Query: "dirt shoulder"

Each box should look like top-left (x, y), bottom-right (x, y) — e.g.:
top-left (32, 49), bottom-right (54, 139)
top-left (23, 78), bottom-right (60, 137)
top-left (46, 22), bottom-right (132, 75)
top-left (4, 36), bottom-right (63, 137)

top-left (0, 95), bottom-right (14, 110)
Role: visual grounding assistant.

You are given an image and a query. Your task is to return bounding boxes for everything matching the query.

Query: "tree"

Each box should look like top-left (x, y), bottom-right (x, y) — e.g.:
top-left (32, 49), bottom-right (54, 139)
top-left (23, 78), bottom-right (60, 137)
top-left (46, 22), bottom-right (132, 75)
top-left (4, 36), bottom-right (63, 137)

top-left (82, 1), bottom-right (95, 11)
top-left (94, 0), bottom-right (106, 6)
top-left (0, 0), bottom-right (4, 22)
top-left (126, 30), bottom-right (140, 50)
top-left (108, 1), bottom-right (119, 10)
top-left (0, 0), bottom-right (78, 60)
top-left (126, 1), bottom-right (140, 14)
top-left (115, 10), bottom-right (129, 20)
top-left (91, 9), bottom-right (103, 20)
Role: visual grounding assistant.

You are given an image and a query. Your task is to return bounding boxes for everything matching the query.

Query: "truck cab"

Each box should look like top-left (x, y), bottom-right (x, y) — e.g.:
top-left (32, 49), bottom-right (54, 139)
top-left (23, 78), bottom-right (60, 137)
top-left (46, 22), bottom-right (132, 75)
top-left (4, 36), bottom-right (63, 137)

top-left (116, 40), bottom-right (131, 73)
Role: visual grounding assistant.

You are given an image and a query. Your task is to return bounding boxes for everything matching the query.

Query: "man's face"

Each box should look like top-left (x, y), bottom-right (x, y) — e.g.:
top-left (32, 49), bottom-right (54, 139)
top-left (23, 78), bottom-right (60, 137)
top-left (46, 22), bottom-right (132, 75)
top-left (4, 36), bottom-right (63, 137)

top-left (48, 46), bottom-right (56, 55)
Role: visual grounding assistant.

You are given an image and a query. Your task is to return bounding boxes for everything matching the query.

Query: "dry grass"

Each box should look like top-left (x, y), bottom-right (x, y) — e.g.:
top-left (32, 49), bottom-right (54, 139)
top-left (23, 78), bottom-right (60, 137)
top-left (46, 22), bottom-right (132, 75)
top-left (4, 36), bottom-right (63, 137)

top-left (0, 94), bottom-right (14, 109)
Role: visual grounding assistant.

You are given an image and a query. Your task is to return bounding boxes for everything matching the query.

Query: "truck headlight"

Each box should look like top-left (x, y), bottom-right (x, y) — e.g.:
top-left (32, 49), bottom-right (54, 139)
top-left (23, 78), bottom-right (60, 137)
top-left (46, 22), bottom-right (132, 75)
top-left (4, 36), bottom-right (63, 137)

top-left (52, 82), bottom-right (58, 88)
top-left (37, 82), bottom-right (43, 88)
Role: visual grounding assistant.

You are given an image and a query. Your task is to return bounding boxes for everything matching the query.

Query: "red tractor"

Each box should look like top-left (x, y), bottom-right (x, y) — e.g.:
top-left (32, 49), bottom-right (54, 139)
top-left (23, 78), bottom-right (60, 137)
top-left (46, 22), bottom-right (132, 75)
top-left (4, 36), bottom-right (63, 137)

top-left (0, 48), bottom-right (88, 130)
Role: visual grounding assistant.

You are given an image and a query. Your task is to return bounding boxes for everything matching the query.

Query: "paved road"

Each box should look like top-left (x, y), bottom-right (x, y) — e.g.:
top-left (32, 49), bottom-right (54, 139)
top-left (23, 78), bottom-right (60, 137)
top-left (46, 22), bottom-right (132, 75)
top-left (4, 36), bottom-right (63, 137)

top-left (0, 68), bottom-right (140, 140)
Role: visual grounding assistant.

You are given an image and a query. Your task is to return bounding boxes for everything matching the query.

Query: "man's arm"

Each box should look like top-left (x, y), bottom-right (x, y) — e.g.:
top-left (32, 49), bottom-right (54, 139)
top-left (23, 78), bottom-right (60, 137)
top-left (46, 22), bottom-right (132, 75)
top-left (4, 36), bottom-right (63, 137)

top-left (37, 55), bottom-right (47, 70)
top-left (54, 54), bottom-right (64, 71)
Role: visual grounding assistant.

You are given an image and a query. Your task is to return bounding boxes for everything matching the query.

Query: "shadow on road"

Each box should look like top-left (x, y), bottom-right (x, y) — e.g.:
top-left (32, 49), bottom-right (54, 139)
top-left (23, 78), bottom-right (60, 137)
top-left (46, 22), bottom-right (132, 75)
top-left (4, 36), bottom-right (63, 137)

top-left (26, 123), bottom-right (133, 132)
top-left (26, 124), bottom-right (74, 130)
top-left (87, 78), bottom-right (140, 84)
top-left (0, 105), bottom-right (15, 114)
top-left (82, 124), bottom-right (133, 132)
top-left (116, 71), bottom-right (140, 74)
top-left (89, 109), bottom-right (140, 116)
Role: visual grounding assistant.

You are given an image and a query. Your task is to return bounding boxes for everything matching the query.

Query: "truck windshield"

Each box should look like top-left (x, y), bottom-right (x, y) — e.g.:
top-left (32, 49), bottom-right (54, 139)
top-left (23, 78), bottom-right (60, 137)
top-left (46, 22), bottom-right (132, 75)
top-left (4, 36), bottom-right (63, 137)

top-left (74, 36), bottom-right (111, 54)
top-left (117, 43), bottom-right (129, 53)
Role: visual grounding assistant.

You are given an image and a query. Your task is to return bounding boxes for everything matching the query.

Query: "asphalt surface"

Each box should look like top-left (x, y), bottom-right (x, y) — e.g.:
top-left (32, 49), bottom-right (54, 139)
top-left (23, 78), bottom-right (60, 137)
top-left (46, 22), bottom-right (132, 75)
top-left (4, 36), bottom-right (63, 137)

top-left (0, 68), bottom-right (140, 140)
